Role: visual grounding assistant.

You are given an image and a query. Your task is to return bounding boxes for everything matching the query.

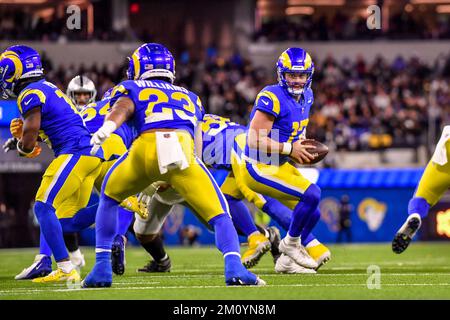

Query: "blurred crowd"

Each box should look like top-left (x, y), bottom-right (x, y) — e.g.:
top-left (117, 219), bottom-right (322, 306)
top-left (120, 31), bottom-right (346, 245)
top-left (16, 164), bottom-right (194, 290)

top-left (40, 50), bottom-right (450, 151)
top-left (0, 9), bottom-right (136, 42)
top-left (254, 13), bottom-right (450, 42)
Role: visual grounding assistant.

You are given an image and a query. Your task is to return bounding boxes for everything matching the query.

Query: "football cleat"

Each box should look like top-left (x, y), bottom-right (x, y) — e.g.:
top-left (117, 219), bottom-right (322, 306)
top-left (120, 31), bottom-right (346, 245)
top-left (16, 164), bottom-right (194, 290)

top-left (392, 213), bottom-right (422, 254)
top-left (241, 233), bottom-right (271, 269)
top-left (138, 257), bottom-right (171, 273)
top-left (267, 226), bottom-right (282, 264)
top-left (81, 260), bottom-right (112, 288)
top-left (306, 243), bottom-right (331, 270)
top-left (275, 254), bottom-right (316, 274)
top-left (225, 257), bottom-right (266, 286)
top-left (225, 269), bottom-right (266, 286)
top-left (279, 238), bottom-right (318, 269)
top-left (32, 268), bottom-right (80, 283)
top-left (111, 235), bottom-right (126, 275)
top-left (15, 254), bottom-right (52, 280)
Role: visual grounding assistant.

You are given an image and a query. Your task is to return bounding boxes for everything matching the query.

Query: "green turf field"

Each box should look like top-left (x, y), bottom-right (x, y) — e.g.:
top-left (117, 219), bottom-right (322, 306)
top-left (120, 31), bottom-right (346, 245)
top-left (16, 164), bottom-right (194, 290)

top-left (0, 243), bottom-right (449, 300)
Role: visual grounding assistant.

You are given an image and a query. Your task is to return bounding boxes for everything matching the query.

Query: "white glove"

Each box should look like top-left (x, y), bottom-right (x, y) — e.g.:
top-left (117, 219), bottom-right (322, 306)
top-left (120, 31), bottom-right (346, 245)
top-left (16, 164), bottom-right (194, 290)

top-left (90, 120), bottom-right (117, 156)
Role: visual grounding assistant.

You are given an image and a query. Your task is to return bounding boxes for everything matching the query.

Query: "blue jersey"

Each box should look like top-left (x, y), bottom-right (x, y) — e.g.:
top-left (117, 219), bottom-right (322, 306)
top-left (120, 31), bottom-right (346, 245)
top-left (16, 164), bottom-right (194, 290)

top-left (201, 114), bottom-right (246, 170)
top-left (16, 79), bottom-right (98, 158)
top-left (81, 98), bottom-right (135, 149)
top-left (109, 79), bottom-right (204, 138)
top-left (245, 84), bottom-right (314, 165)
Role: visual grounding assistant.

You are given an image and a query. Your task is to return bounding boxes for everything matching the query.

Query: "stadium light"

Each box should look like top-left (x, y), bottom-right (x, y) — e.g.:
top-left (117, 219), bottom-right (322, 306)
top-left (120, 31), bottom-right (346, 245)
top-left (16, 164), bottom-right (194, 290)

top-left (0, 0), bottom-right (47, 3)
top-left (436, 4), bottom-right (450, 12)
top-left (285, 6), bottom-right (315, 15)
top-left (287, 0), bottom-right (345, 5)
top-left (411, 0), bottom-right (450, 4)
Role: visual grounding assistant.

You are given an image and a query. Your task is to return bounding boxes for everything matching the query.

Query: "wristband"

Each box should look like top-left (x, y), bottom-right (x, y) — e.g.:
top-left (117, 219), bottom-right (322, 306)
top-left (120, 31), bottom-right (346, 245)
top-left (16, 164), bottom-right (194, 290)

top-left (17, 140), bottom-right (35, 156)
top-left (281, 142), bottom-right (292, 155)
top-left (102, 120), bottom-right (117, 135)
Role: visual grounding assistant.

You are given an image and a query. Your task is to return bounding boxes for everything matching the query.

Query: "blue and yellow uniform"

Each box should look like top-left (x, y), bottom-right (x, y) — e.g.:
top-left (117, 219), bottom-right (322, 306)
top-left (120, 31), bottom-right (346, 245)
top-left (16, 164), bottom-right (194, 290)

top-left (81, 98), bottom-right (135, 189)
top-left (17, 79), bottom-right (103, 219)
top-left (103, 79), bottom-right (229, 222)
top-left (414, 127), bottom-right (450, 207)
top-left (237, 84), bottom-right (314, 209)
top-left (200, 114), bottom-right (268, 209)
top-left (82, 98), bottom-right (134, 155)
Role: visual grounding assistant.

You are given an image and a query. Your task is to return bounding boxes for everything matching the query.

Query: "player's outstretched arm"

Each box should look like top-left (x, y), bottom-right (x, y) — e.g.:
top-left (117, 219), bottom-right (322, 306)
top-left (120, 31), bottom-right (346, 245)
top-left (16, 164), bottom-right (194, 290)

top-left (90, 96), bottom-right (135, 155)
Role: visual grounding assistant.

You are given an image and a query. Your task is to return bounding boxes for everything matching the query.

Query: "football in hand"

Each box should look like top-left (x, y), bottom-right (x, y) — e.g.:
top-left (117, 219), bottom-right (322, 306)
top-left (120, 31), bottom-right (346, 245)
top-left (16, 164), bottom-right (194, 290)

top-left (299, 139), bottom-right (329, 164)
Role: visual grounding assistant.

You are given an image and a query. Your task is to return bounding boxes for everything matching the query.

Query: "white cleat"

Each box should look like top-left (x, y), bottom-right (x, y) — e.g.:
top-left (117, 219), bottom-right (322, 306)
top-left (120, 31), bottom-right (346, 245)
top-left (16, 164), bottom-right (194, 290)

top-left (279, 238), bottom-right (318, 269)
top-left (69, 250), bottom-right (86, 272)
top-left (392, 213), bottom-right (422, 254)
top-left (275, 254), bottom-right (316, 274)
top-left (256, 277), bottom-right (267, 286)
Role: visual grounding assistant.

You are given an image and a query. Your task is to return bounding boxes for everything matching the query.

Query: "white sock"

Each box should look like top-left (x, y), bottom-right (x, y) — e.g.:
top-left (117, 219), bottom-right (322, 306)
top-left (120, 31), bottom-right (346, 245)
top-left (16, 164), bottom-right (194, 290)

top-left (57, 260), bottom-right (74, 273)
top-left (285, 234), bottom-right (300, 245)
top-left (69, 249), bottom-right (83, 259)
top-left (305, 239), bottom-right (320, 248)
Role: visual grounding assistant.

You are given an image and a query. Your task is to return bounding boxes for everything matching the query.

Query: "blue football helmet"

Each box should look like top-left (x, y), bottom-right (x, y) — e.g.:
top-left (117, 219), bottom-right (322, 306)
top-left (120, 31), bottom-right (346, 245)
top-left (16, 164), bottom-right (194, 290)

top-left (126, 43), bottom-right (175, 83)
top-left (276, 47), bottom-right (314, 96)
top-left (0, 45), bottom-right (43, 98)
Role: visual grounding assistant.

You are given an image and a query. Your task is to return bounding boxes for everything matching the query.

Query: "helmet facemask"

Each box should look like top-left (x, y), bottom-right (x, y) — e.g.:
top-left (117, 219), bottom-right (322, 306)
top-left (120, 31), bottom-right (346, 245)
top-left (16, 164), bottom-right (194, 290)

top-left (277, 69), bottom-right (313, 96)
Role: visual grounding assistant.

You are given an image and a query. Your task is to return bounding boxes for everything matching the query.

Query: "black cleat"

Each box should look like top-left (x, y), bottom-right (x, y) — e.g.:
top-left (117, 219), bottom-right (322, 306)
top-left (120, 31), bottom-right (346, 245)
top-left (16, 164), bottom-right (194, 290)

top-left (392, 214), bottom-right (422, 254)
top-left (111, 235), bottom-right (126, 275)
top-left (267, 226), bottom-right (282, 264)
top-left (138, 257), bottom-right (171, 273)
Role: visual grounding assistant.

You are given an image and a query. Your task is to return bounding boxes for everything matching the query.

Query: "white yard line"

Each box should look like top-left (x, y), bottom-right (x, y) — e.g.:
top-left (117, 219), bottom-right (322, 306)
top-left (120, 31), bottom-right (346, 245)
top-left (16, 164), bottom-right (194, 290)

top-left (2, 283), bottom-right (450, 296)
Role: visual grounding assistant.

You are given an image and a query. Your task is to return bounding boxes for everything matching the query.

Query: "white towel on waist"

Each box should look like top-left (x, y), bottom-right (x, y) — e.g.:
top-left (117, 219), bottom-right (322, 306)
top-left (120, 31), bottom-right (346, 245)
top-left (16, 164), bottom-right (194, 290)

top-left (155, 131), bottom-right (189, 174)
top-left (431, 125), bottom-right (450, 166)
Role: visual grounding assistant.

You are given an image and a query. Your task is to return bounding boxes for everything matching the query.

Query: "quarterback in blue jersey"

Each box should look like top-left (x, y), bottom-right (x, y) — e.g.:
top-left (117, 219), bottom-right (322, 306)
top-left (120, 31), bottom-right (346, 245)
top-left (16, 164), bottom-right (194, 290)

top-left (82, 43), bottom-right (264, 287)
top-left (236, 47), bottom-right (322, 271)
top-left (0, 45), bottom-right (105, 283)
top-left (134, 114), bottom-right (330, 274)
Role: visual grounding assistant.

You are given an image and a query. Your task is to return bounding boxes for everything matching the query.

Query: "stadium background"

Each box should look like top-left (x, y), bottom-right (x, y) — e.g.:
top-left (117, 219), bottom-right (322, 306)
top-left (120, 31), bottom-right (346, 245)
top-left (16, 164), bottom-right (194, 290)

top-left (0, 0), bottom-right (449, 249)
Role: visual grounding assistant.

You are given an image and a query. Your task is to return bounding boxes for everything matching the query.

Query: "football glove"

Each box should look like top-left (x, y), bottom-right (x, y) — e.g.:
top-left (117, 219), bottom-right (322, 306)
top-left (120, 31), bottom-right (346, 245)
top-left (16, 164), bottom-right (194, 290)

top-left (10, 118), bottom-right (23, 139)
top-left (3, 137), bottom-right (18, 153)
top-left (90, 120), bottom-right (117, 155)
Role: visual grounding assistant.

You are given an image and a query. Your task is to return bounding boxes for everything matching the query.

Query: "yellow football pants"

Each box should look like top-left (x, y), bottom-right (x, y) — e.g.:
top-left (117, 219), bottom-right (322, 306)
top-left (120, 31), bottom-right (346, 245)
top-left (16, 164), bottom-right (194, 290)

top-left (35, 154), bottom-right (102, 219)
top-left (103, 131), bottom-right (229, 222)
top-left (415, 140), bottom-right (450, 206)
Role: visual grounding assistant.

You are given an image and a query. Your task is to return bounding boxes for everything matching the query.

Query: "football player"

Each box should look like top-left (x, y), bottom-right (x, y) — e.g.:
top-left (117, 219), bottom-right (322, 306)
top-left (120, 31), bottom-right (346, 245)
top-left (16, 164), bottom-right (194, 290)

top-left (392, 125), bottom-right (450, 253)
top-left (0, 45), bottom-right (105, 283)
top-left (82, 43), bottom-right (265, 287)
top-left (135, 114), bottom-right (330, 274)
top-left (236, 47), bottom-right (321, 271)
top-left (67, 75), bottom-right (97, 111)
top-left (80, 88), bottom-right (147, 275)
top-left (12, 83), bottom-right (145, 280)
